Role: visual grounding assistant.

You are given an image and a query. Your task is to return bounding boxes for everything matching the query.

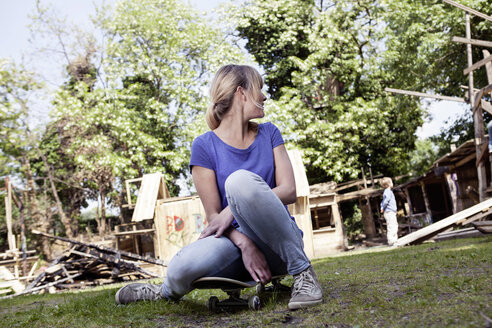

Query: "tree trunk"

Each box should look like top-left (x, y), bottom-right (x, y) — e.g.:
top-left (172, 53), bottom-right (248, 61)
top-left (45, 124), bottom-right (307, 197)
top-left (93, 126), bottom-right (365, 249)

top-left (39, 151), bottom-right (74, 238)
top-left (359, 196), bottom-right (376, 239)
top-left (21, 156), bottom-right (52, 259)
top-left (97, 188), bottom-right (107, 236)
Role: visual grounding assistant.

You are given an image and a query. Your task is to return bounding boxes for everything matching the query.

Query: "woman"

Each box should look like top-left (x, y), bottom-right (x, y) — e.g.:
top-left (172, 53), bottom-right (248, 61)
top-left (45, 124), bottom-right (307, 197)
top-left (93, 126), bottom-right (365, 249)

top-left (115, 65), bottom-right (322, 310)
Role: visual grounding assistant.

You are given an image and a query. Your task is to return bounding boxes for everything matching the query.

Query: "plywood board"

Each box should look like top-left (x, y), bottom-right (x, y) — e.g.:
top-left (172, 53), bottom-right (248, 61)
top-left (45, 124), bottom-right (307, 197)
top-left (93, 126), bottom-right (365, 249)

top-left (287, 149), bottom-right (310, 197)
top-left (132, 173), bottom-right (164, 222)
top-left (394, 197), bottom-right (492, 246)
top-left (288, 196), bottom-right (314, 258)
top-left (154, 197), bottom-right (207, 263)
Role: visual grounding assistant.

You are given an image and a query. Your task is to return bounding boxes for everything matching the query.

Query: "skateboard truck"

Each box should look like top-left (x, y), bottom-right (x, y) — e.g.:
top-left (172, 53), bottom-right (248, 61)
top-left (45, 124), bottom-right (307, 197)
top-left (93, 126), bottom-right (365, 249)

top-left (207, 290), bottom-right (260, 312)
top-left (192, 275), bottom-right (289, 312)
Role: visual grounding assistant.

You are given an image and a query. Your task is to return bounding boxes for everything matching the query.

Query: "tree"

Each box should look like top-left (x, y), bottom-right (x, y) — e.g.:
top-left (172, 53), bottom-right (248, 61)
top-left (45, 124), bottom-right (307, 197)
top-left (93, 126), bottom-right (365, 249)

top-left (233, 0), bottom-right (492, 183)
top-left (234, 0), bottom-right (423, 183)
top-left (0, 59), bottom-right (54, 255)
top-left (34, 0), bottom-right (246, 234)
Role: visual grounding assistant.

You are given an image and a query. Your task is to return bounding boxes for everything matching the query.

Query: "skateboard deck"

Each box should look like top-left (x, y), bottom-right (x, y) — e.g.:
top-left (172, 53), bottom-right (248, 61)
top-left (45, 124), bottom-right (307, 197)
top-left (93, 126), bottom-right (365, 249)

top-left (192, 275), bottom-right (290, 312)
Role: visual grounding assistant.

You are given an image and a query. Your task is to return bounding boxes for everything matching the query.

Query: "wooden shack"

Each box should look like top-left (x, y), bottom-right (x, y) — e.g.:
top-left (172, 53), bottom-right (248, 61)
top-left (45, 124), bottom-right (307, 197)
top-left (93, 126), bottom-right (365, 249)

top-left (395, 137), bottom-right (492, 230)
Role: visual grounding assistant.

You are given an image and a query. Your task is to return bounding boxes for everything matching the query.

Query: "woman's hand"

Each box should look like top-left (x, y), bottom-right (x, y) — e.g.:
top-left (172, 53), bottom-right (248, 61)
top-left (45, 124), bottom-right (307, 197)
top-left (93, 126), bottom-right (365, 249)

top-left (240, 239), bottom-right (272, 285)
top-left (199, 208), bottom-right (234, 239)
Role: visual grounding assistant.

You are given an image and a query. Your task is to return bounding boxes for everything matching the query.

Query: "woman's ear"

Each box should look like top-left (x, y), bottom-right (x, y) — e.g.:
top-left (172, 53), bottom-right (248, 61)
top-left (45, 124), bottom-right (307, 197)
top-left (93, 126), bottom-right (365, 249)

top-left (236, 86), bottom-right (247, 101)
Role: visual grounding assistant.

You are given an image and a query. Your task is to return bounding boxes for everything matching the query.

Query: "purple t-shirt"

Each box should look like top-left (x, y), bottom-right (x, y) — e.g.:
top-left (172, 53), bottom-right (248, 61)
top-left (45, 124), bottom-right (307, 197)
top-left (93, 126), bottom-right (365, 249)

top-left (190, 122), bottom-right (292, 227)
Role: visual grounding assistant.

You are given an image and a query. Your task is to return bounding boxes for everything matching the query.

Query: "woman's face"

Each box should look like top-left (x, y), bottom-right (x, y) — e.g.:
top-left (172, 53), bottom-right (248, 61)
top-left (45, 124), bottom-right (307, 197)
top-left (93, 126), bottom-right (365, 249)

top-left (244, 88), bottom-right (267, 120)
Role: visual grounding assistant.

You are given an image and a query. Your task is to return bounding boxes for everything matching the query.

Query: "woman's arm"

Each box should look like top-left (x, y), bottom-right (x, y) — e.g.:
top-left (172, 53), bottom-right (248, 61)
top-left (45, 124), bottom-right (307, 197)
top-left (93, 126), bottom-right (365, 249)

top-left (192, 165), bottom-right (271, 283)
top-left (272, 144), bottom-right (297, 205)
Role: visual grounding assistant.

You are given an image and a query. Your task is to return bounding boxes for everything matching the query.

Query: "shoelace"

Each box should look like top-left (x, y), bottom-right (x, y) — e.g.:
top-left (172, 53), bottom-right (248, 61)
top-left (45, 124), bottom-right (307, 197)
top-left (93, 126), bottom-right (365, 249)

top-left (137, 285), bottom-right (159, 299)
top-left (292, 270), bottom-right (317, 296)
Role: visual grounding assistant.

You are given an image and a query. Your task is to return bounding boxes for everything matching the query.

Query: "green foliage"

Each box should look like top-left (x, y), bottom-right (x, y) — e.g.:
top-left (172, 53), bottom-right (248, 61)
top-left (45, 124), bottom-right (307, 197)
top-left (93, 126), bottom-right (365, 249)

top-left (235, 0), bottom-right (423, 183)
top-left (43, 0), bottom-right (246, 215)
top-left (234, 0), bottom-right (492, 183)
top-left (0, 59), bottom-right (41, 175)
top-left (341, 202), bottom-right (363, 241)
top-left (407, 138), bottom-right (439, 176)
top-left (383, 0), bottom-right (492, 97)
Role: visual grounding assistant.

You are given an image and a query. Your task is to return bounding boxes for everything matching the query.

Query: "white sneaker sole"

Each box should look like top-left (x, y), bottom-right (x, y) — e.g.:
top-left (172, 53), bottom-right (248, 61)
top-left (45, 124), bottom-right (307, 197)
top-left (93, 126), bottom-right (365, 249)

top-left (288, 298), bottom-right (322, 310)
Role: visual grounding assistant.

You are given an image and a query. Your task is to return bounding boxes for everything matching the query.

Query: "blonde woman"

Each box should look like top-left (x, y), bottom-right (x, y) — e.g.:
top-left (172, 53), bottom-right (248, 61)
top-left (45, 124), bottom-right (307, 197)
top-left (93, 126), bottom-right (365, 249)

top-left (380, 177), bottom-right (398, 245)
top-left (115, 65), bottom-right (322, 310)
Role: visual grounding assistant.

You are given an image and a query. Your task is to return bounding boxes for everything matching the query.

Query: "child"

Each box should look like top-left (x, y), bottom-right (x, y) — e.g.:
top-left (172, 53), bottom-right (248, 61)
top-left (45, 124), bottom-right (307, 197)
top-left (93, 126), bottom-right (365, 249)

top-left (380, 177), bottom-right (398, 246)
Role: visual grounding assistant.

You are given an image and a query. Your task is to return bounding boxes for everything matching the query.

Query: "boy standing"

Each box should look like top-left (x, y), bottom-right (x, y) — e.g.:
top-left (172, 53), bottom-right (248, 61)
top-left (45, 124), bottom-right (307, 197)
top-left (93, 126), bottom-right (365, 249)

top-left (380, 177), bottom-right (398, 246)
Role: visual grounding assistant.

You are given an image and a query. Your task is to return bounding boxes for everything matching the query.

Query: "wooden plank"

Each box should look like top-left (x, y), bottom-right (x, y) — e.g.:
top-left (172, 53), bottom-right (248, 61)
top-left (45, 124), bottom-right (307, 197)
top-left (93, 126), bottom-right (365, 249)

top-left (458, 206), bottom-right (492, 225)
top-left (5, 179), bottom-right (15, 251)
top-left (454, 152), bottom-right (475, 169)
top-left (0, 273), bottom-right (82, 299)
top-left (337, 187), bottom-right (381, 202)
top-left (158, 176), bottom-right (170, 199)
top-left (452, 36), bottom-right (492, 48)
top-left (474, 84), bottom-right (492, 111)
top-left (442, 0), bottom-right (492, 23)
top-left (476, 142), bottom-right (489, 166)
top-left (31, 229), bottom-right (167, 266)
top-left (0, 267), bottom-right (24, 294)
top-left (385, 88), bottom-right (465, 102)
top-left (393, 197), bottom-right (492, 246)
top-left (309, 193), bottom-right (336, 208)
top-left (484, 50), bottom-right (492, 84)
top-left (113, 228), bottom-right (155, 237)
top-left (0, 256), bottom-right (38, 266)
top-left (481, 100), bottom-right (492, 115)
top-left (472, 220), bottom-right (492, 234)
top-left (132, 173), bottom-right (163, 222)
top-left (287, 149), bottom-right (310, 197)
top-left (154, 196), bottom-right (207, 263)
top-left (463, 54), bottom-right (492, 75)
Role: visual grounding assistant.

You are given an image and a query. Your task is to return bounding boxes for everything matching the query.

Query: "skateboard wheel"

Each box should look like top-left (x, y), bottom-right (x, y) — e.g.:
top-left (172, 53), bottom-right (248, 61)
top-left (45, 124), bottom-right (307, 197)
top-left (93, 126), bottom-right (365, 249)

top-left (256, 284), bottom-right (264, 294)
top-left (248, 295), bottom-right (260, 310)
top-left (208, 296), bottom-right (219, 312)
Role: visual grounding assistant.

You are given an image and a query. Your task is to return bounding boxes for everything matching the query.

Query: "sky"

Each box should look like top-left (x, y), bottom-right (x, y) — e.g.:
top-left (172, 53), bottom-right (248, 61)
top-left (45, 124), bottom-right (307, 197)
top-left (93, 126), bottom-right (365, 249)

top-left (0, 0), bottom-right (468, 139)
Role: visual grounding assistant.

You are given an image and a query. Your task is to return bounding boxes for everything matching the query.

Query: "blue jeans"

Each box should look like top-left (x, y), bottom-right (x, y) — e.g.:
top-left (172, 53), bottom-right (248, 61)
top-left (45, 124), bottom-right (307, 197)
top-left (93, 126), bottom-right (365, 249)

top-left (161, 169), bottom-right (311, 300)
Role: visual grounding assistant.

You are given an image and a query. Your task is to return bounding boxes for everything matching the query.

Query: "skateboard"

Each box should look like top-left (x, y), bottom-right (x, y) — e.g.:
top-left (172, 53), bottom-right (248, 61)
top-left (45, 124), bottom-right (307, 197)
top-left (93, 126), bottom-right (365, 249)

top-left (191, 275), bottom-right (290, 312)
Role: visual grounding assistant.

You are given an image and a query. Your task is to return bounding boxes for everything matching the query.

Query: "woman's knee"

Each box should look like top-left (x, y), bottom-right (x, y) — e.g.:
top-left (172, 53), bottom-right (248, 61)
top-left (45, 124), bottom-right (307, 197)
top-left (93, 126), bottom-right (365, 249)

top-left (225, 169), bottom-right (262, 201)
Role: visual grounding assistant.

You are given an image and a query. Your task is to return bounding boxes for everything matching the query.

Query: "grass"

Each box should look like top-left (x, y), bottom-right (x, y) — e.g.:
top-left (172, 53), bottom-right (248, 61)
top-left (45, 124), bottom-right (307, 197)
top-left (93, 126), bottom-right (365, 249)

top-left (1, 236), bottom-right (491, 327)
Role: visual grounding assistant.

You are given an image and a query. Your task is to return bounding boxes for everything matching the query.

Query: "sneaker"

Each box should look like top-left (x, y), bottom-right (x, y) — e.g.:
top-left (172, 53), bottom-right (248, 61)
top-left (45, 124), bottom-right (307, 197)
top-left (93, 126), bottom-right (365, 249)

top-left (115, 283), bottom-right (162, 305)
top-left (288, 266), bottom-right (323, 310)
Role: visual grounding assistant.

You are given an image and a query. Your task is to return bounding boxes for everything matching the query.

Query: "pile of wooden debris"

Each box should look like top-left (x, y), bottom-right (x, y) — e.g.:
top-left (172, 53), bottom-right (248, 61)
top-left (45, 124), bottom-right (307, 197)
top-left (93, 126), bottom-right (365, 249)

top-left (1, 231), bottom-right (167, 298)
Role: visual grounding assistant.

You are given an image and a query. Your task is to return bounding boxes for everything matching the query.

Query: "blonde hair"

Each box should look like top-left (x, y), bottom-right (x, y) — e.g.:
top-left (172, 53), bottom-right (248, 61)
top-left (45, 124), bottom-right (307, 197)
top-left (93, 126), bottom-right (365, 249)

top-left (206, 65), bottom-right (264, 130)
top-left (380, 177), bottom-right (393, 189)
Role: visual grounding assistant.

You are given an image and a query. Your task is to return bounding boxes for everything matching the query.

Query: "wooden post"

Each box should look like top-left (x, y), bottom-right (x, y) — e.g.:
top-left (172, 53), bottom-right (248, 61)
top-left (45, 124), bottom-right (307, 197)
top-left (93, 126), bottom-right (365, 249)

top-left (132, 224), bottom-right (140, 254)
top-left (5, 178), bottom-right (15, 251)
top-left (420, 182), bottom-right (433, 221)
top-left (115, 225), bottom-right (120, 250)
top-left (465, 13), bottom-right (487, 201)
top-left (359, 195), bottom-right (376, 239)
top-left (482, 50), bottom-right (492, 83)
top-left (483, 49), bottom-right (492, 190)
top-left (331, 201), bottom-right (347, 250)
top-left (445, 173), bottom-right (458, 213)
top-left (361, 167), bottom-right (367, 189)
top-left (19, 194), bottom-right (27, 276)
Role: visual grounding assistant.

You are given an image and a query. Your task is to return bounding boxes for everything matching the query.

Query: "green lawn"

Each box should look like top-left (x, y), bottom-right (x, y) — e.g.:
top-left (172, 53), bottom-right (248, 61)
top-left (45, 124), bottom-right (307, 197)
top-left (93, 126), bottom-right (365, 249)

top-left (1, 236), bottom-right (491, 327)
